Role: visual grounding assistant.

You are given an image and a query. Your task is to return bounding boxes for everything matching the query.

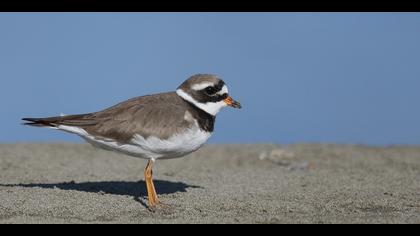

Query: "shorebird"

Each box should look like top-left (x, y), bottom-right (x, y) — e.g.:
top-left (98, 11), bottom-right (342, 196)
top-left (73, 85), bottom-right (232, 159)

top-left (22, 74), bottom-right (241, 208)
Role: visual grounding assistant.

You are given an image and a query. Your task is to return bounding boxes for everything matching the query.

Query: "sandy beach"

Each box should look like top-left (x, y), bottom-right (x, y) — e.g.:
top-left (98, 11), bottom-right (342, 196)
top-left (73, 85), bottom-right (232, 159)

top-left (0, 143), bottom-right (419, 223)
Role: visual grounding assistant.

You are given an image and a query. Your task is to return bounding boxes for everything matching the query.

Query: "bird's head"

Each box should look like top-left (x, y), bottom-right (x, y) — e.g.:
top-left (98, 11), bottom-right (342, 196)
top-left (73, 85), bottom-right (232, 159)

top-left (176, 74), bottom-right (242, 116)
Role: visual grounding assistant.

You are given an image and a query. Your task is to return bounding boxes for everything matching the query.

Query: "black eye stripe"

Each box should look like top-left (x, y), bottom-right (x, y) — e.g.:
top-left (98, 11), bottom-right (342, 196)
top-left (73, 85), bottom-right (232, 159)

top-left (203, 81), bottom-right (225, 94)
top-left (205, 86), bottom-right (217, 95)
top-left (206, 93), bottom-right (228, 103)
top-left (219, 93), bottom-right (228, 100)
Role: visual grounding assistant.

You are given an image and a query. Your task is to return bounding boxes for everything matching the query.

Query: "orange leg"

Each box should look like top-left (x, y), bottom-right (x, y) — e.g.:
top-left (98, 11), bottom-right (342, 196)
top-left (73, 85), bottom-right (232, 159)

top-left (144, 159), bottom-right (160, 207)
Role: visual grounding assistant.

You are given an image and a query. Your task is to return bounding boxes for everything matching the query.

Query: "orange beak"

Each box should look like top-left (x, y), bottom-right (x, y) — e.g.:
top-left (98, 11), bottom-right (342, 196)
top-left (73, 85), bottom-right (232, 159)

top-left (224, 96), bottom-right (242, 109)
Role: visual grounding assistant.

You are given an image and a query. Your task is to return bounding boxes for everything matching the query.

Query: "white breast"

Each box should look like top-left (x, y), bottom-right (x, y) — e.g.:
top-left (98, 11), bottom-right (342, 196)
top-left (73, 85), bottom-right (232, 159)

top-left (57, 124), bottom-right (212, 160)
top-left (131, 126), bottom-right (211, 160)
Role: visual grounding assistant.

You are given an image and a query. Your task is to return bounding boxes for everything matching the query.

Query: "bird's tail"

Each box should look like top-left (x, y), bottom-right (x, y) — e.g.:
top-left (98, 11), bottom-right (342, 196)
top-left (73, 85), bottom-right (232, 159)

top-left (22, 114), bottom-right (96, 128)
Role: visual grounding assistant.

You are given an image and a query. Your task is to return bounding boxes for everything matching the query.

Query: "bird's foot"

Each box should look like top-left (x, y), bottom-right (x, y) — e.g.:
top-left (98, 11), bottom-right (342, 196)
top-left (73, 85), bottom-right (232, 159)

top-left (147, 201), bottom-right (173, 213)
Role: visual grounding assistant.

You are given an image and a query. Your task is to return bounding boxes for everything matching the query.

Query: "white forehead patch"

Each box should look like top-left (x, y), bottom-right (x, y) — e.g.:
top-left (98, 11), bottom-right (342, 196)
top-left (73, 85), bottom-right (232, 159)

top-left (191, 82), bottom-right (215, 91)
top-left (217, 85), bottom-right (229, 95)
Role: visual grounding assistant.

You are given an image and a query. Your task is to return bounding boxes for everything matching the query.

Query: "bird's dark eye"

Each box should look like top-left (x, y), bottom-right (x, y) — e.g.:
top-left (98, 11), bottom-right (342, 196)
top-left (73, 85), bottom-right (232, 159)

top-left (205, 86), bottom-right (216, 95)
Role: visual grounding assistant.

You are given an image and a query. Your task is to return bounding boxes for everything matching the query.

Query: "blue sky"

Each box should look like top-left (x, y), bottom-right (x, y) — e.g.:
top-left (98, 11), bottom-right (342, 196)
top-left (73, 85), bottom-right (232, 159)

top-left (0, 13), bottom-right (419, 145)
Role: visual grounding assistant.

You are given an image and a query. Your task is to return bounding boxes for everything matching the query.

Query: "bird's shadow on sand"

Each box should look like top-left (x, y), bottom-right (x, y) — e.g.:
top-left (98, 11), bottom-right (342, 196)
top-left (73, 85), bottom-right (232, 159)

top-left (0, 180), bottom-right (203, 208)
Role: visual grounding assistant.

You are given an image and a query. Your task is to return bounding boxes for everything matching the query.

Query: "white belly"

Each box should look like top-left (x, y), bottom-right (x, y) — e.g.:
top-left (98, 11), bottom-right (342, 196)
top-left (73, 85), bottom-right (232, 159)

top-left (57, 125), bottom-right (212, 160)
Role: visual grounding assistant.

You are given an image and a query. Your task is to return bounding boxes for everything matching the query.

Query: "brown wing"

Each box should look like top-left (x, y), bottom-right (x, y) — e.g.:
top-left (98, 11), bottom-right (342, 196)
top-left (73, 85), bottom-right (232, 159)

top-left (23, 92), bottom-right (193, 142)
top-left (83, 92), bottom-right (193, 142)
top-left (23, 92), bottom-right (199, 142)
